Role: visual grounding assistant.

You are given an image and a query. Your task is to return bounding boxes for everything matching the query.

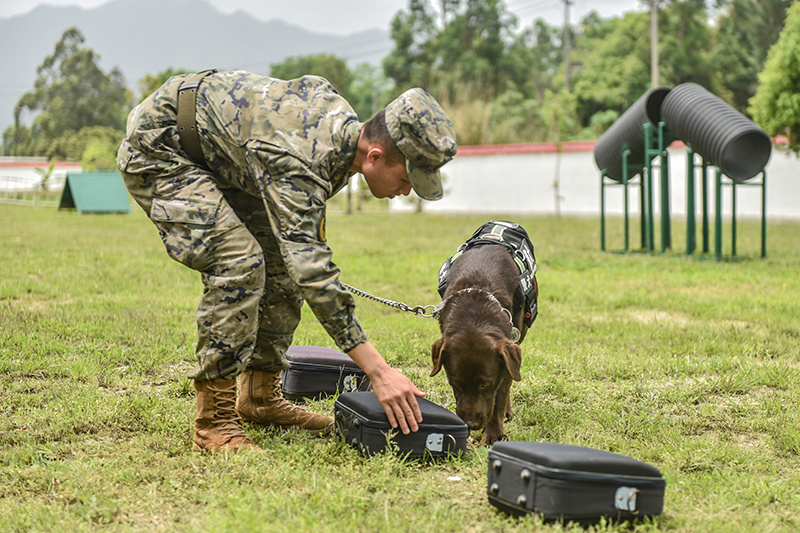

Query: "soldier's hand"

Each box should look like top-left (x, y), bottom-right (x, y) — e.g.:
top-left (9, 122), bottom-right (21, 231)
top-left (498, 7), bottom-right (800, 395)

top-left (347, 341), bottom-right (425, 434)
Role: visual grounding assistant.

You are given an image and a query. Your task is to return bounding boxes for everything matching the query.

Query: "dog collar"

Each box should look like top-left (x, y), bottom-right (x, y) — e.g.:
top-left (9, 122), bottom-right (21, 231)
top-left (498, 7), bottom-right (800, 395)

top-left (443, 287), bottom-right (521, 343)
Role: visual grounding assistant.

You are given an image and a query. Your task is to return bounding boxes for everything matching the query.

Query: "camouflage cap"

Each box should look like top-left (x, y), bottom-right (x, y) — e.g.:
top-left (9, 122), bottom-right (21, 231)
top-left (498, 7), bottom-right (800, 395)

top-left (385, 88), bottom-right (457, 201)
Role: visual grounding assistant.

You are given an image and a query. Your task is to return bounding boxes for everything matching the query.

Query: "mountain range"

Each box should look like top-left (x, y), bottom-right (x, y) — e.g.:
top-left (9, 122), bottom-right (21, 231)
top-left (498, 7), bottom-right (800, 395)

top-left (0, 0), bottom-right (391, 138)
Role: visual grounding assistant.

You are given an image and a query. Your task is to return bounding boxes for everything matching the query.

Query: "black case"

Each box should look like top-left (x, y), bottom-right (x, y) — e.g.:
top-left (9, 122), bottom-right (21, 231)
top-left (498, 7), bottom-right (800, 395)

top-left (487, 441), bottom-right (665, 523)
top-left (334, 392), bottom-right (469, 460)
top-left (280, 346), bottom-right (371, 401)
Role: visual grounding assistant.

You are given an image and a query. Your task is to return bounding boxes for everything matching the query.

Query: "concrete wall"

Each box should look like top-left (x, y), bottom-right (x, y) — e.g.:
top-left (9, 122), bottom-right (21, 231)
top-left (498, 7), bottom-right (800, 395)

top-left (390, 141), bottom-right (799, 221)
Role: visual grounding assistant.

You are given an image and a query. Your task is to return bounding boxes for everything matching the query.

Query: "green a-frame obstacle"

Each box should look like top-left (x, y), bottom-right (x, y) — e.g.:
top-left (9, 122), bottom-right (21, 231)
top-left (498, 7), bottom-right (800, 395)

top-left (59, 171), bottom-right (131, 214)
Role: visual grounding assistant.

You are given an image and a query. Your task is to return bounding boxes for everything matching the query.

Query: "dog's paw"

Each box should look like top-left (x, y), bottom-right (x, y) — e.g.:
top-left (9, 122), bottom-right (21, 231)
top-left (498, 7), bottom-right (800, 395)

top-left (480, 432), bottom-right (508, 445)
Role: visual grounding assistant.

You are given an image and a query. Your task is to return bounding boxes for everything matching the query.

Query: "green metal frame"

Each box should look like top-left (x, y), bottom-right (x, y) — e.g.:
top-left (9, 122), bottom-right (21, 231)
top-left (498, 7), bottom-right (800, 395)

top-left (715, 167), bottom-right (767, 260)
top-left (685, 147), bottom-right (767, 259)
top-left (600, 147), bottom-right (646, 253)
top-left (643, 121), bottom-right (674, 253)
top-left (600, 121), bottom-right (672, 253)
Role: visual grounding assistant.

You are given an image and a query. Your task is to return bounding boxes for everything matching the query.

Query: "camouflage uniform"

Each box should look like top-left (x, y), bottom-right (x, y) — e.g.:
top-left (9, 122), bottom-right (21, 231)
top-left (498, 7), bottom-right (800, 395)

top-left (117, 71), bottom-right (366, 381)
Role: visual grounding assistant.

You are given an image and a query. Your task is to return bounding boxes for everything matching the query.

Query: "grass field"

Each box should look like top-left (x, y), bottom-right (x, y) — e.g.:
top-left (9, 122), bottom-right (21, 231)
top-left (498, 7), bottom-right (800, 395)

top-left (1, 202), bottom-right (799, 532)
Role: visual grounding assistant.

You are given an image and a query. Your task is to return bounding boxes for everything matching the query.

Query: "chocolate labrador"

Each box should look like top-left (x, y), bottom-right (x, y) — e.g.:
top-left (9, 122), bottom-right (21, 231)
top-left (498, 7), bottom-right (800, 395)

top-left (431, 222), bottom-right (537, 444)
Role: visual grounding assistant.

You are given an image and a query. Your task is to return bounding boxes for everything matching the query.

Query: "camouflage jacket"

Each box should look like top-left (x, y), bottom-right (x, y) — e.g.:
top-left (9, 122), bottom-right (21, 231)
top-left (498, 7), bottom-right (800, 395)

top-left (118, 70), bottom-right (367, 352)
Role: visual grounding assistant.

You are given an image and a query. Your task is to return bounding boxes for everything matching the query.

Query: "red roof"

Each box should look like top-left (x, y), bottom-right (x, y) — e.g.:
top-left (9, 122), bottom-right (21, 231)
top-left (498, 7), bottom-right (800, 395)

top-left (0, 160), bottom-right (82, 169)
top-left (456, 140), bottom-right (597, 156)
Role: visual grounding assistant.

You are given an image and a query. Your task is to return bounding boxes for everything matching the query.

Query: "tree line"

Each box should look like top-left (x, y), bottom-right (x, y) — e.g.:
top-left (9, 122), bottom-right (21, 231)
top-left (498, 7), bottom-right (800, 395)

top-left (3, 0), bottom-right (800, 169)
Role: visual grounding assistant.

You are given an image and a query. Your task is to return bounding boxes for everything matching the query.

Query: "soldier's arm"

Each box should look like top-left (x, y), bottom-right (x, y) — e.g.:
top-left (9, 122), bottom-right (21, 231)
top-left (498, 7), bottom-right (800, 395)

top-left (261, 172), bottom-right (367, 352)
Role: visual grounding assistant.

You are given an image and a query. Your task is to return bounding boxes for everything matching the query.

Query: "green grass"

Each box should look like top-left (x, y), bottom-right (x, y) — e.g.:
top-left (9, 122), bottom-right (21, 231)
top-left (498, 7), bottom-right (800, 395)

top-left (1, 203), bottom-right (799, 532)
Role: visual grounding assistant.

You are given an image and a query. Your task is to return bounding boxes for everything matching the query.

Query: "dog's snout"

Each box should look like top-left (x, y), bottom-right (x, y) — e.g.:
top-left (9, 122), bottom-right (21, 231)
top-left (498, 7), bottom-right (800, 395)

top-left (464, 419), bottom-right (482, 430)
top-left (458, 411), bottom-right (484, 430)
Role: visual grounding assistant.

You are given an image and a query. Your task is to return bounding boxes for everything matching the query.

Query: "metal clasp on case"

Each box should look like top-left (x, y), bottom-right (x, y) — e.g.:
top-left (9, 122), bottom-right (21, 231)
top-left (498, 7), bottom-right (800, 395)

top-left (615, 486), bottom-right (640, 513)
top-left (426, 433), bottom-right (444, 452)
top-left (342, 374), bottom-right (359, 392)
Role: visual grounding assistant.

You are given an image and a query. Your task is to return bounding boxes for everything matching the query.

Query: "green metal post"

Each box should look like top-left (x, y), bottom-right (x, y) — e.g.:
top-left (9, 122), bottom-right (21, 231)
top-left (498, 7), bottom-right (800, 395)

top-left (642, 123), bottom-right (652, 251)
top-left (659, 122), bottom-right (671, 252)
top-left (731, 181), bottom-right (738, 256)
top-left (761, 171), bottom-right (767, 258)
top-left (715, 166), bottom-right (723, 261)
top-left (641, 167), bottom-right (649, 250)
top-left (702, 160), bottom-right (710, 253)
top-left (686, 146), bottom-right (696, 255)
top-left (600, 172), bottom-right (606, 251)
top-left (622, 148), bottom-right (630, 252)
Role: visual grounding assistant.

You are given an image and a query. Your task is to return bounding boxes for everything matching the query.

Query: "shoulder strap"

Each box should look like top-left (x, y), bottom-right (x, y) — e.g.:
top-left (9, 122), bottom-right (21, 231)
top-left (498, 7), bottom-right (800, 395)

top-left (177, 69), bottom-right (217, 166)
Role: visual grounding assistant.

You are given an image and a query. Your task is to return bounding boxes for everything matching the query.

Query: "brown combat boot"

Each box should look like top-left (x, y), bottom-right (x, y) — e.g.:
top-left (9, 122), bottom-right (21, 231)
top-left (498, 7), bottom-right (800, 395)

top-left (236, 369), bottom-right (334, 435)
top-left (193, 378), bottom-right (260, 453)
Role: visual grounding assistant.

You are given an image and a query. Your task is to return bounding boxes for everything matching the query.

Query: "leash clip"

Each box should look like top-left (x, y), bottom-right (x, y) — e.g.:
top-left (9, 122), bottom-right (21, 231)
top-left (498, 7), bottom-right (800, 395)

top-left (411, 304), bottom-right (438, 318)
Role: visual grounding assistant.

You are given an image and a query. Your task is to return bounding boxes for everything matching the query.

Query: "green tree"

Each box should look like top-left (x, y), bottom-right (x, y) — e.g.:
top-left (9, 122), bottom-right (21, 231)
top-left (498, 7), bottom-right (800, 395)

top-left (658, 0), bottom-right (715, 88)
top-left (138, 68), bottom-right (191, 102)
top-left (347, 63), bottom-right (394, 119)
top-left (435, 0), bottom-right (516, 96)
top-left (384, 0), bottom-right (523, 143)
top-left (4, 27), bottom-right (130, 158)
top-left (749, 0), bottom-right (800, 154)
top-left (504, 19), bottom-right (561, 101)
top-left (75, 126), bottom-right (124, 170)
top-left (270, 54), bottom-right (352, 100)
top-left (487, 90), bottom-right (546, 143)
top-left (570, 12), bottom-right (652, 126)
top-left (570, 2), bottom-right (716, 132)
top-left (383, 0), bottom-right (438, 90)
top-left (713, 0), bottom-right (791, 113)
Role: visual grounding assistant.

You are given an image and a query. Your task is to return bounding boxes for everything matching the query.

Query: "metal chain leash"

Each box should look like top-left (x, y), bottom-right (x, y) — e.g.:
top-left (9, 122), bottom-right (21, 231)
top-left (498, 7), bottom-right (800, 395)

top-left (340, 282), bottom-right (444, 319)
top-left (340, 283), bottom-right (520, 341)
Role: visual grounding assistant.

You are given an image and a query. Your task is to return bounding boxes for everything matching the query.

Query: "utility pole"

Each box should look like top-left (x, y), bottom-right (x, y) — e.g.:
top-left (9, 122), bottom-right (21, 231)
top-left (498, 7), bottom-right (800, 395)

top-left (649, 0), bottom-right (660, 87)
top-left (563, 0), bottom-right (572, 91)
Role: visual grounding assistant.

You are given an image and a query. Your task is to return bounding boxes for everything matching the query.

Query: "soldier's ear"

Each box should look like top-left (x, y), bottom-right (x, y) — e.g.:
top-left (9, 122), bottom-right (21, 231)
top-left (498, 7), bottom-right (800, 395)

top-left (367, 145), bottom-right (384, 163)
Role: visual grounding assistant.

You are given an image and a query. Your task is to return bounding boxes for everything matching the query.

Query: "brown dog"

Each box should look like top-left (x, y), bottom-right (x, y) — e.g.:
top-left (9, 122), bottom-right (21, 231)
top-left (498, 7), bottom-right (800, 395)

top-left (431, 243), bottom-right (537, 444)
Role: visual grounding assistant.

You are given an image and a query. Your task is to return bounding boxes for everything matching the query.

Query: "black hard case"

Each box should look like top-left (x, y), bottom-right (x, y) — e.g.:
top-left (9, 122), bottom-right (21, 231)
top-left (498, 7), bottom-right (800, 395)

top-left (487, 441), bottom-right (665, 523)
top-left (334, 392), bottom-right (469, 460)
top-left (280, 346), bottom-right (371, 401)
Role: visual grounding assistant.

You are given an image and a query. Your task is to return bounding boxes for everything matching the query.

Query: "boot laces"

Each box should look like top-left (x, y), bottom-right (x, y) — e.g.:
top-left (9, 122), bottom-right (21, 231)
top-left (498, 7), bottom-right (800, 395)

top-left (208, 383), bottom-right (247, 438)
top-left (268, 376), bottom-right (302, 414)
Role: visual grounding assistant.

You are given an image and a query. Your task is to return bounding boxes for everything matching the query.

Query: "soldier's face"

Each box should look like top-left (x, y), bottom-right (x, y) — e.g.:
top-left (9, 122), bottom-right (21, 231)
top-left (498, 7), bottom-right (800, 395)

top-left (363, 158), bottom-right (413, 199)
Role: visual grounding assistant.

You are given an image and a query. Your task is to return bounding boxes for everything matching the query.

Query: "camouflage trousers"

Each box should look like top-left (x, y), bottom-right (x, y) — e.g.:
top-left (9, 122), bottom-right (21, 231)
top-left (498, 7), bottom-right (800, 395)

top-left (122, 166), bottom-right (300, 381)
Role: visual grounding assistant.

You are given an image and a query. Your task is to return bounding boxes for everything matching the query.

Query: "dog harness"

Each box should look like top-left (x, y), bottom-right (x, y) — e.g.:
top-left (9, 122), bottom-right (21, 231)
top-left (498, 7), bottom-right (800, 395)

top-left (437, 220), bottom-right (538, 328)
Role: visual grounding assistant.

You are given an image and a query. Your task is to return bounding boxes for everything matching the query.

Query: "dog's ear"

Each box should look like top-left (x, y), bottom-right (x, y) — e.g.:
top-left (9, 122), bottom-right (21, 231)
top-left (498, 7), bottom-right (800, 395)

top-left (431, 338), bottom-right (445, 377)
top-left (499, 341), bottom-right (522, 381)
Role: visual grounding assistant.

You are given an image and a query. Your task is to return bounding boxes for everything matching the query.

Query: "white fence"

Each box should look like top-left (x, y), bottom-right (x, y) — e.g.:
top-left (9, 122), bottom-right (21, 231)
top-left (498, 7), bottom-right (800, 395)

top-left (0, 159), bottom-right (78, 207)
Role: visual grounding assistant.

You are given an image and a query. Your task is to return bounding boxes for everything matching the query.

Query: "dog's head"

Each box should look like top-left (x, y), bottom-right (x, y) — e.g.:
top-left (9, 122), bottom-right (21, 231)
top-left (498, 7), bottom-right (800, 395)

top-left (430, 332), bottom-right (521, 431)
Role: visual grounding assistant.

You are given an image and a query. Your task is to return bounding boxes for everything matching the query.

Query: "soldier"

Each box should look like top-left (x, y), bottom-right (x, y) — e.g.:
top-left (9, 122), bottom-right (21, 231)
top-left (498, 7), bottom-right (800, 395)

top-left (117, 69), bottom-right (457, 453)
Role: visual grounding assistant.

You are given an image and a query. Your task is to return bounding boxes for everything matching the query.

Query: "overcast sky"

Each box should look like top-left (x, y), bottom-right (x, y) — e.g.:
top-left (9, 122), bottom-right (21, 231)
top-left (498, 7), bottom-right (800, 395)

top-left (0, 0), bottom-right (647, 35)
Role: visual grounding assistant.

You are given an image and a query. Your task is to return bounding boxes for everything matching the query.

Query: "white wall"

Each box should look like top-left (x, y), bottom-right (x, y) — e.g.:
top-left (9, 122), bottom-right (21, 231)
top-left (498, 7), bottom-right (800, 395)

top-left (391, 144), bottom-right (799, 221)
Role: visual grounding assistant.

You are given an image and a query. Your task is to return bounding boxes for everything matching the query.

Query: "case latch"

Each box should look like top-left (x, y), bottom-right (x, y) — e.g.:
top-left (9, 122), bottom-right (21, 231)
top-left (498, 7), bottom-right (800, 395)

top-left (425, 433), bottom-right (444, 452)
top-left (614, 486), bottom-right (640, 513)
